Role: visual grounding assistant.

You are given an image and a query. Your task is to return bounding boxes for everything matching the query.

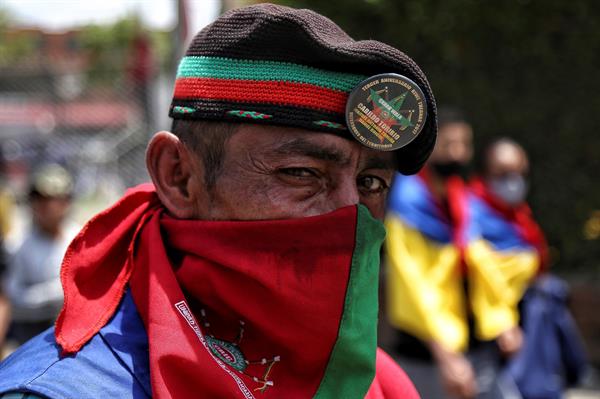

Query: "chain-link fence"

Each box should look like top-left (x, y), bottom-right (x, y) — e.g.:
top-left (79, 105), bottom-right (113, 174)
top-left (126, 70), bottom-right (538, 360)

top-left (0, 26), bottom-right (172, 230)
top-left (0, 10), bottom-right (181, 359)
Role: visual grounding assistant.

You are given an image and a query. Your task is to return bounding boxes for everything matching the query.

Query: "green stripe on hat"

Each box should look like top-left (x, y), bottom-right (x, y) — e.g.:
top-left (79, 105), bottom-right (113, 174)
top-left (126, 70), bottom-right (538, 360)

top-left (177, 56), bottom-right (367, 92)
top-left (313, 205), bottom-right (385, 398)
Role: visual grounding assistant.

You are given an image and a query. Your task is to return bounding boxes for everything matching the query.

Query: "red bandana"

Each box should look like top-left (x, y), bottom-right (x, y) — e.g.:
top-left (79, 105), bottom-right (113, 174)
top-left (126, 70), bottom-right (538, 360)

top-left (54, 184), bottom-right (414, 398)
top-left (419, 169), bottom-right (471, 272)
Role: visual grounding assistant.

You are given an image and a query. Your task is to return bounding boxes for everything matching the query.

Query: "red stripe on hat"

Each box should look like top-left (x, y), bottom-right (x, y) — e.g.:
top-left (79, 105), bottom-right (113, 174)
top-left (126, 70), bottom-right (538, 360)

top-left (173, 78), bottom-right (348, 114)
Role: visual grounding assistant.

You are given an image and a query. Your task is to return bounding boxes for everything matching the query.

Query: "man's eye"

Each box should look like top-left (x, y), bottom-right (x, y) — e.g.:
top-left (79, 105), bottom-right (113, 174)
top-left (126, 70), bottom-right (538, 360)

top-left (279, 168), bottom-right (317, 178)
top-left (358, 176), bottom-right (388, 194)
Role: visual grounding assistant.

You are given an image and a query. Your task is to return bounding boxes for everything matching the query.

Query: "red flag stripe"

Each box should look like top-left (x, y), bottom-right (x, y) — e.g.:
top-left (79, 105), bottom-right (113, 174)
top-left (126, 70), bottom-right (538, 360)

top-left (173, 78), bottom-right (348, 114)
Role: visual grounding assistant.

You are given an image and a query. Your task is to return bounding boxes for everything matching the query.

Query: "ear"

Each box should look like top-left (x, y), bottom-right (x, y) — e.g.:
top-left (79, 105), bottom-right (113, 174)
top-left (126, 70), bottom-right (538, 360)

top-left (146, 131), bottom-right (204, 219)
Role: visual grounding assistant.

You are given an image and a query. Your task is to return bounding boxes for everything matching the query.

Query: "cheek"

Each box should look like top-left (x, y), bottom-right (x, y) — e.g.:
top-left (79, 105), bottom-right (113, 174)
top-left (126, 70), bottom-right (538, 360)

top-left (209, 173), bottom-right (318, 220)
top-left (359, 195), bottom-right (387, 220)
top-left (241, 188), bottom-right (326, 219)
top-left (49, 202), bottom-right (68, 216)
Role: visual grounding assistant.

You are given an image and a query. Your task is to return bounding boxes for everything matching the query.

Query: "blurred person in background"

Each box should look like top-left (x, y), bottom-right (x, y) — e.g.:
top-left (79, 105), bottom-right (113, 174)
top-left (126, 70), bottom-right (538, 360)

top-left (384, 109), bottom-right (525, 398)
top-left (0, 245), bottom-right (9, 354)
top-left (470, 138), bottom-right (548, 274)
top-left (472, 138), bottom-right (587, 398)
top-left (2, 164), bottom-right (77, 345)
top-left (0, 159), bottom-right (14, 353)
top-left (0, 160), bottom-right (14, 245)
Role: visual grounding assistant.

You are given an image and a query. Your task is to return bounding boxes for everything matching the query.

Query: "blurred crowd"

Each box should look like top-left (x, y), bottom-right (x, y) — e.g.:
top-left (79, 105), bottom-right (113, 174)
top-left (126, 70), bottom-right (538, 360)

top-left (380, 108), bottom-right (589, 399)
top-left (0, 108), bottom-right (591, 399)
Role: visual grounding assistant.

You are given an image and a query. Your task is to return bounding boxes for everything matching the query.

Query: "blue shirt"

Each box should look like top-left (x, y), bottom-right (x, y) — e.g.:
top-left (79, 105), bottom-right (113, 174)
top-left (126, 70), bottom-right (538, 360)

top-left (0, 291), bottom-right (151, 399)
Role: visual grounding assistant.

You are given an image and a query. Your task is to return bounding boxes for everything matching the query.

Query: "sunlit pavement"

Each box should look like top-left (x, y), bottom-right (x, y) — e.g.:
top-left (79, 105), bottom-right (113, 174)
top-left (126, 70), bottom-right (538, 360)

top-left (567, 389), bottom-right (600, 399)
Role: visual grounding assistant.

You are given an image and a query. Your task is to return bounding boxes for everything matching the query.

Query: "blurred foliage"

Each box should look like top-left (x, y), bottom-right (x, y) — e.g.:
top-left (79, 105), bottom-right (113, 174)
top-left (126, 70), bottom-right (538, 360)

top-left (0, 9), bottom-right (37, 65)
top-left (79, 17), bottom-right (141, 82)
top-left (279, 0), bottom-right (600, 274)
top-left (80, 16), bottom-right (172, 84)
top-left (0, 8), bottom-right (172, 83)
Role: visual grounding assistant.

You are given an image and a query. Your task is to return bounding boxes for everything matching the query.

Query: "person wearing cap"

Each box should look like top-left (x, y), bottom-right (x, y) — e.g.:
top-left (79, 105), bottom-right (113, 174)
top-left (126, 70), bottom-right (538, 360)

top-left (2, 164), bottom-right (77, 346)
top-left (0, 4), bottom-right (436, 398)
top-left (385, 111), bottom-right (535, 398)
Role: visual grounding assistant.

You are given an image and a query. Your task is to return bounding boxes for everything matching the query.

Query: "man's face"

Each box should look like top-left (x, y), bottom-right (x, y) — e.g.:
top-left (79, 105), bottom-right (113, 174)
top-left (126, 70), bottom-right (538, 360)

top-left (428, 122), bottom-right (473, 166)
top-left (484, 142), bottom-right (529, 206)
top-left (191, 124), bottom-right (396, 221)
top-left (31, 195), bottom-right (71, 234)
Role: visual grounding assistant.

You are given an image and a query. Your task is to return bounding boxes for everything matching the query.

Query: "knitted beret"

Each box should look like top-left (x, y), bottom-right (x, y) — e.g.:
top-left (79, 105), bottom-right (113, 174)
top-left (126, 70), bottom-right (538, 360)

top-left (170, 3), bottom-right (437, 174)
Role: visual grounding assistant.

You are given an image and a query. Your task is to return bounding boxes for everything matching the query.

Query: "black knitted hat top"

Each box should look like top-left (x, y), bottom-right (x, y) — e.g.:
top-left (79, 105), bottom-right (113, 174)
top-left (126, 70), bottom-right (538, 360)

top-left (170, 3), bottom-right (437, 174)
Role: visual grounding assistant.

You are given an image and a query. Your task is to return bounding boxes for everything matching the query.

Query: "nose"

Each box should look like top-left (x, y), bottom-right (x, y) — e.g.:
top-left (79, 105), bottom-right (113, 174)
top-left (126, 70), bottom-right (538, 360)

top-left (327, 175), bottom-right (360, 212)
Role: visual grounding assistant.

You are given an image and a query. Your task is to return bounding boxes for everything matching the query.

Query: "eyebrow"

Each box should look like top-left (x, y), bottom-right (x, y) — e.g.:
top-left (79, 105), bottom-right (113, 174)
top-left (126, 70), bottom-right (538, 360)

top-left (273, 138), bottom-right (352, 165)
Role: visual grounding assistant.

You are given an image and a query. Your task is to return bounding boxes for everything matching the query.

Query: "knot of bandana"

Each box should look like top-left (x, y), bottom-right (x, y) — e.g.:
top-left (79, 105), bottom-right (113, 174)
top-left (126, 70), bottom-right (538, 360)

top-left (55, 183), bottom-right (159, 353)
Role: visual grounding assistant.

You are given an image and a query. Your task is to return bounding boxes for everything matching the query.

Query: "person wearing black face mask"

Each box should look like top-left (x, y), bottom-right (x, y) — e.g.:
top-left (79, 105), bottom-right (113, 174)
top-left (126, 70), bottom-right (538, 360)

top-left (427, 109), bottom-right (473, 184)
top-left (385, 111), bottom-right (528, 399)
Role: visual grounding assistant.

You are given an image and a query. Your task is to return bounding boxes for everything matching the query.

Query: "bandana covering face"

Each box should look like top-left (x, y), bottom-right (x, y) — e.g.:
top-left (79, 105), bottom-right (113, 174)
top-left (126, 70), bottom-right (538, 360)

top-left (55, 184), bottom-right (387, 399)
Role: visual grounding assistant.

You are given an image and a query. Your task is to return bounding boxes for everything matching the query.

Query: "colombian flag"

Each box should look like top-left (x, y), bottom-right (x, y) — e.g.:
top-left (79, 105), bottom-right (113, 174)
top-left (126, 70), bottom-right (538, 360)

top-left (385, 173), bottom-right (543, 352)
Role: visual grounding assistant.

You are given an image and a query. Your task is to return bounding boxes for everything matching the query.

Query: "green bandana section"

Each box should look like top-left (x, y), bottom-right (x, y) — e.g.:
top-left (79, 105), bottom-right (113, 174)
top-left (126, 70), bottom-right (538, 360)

top-left (177, 56), bottom-right (367, 92)
top-left (314, 205), bottom-right (386, 399)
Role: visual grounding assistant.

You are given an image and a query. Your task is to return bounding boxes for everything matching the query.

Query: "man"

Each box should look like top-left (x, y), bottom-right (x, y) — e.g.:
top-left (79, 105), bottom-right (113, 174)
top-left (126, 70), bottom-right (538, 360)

top-left (470, 138), bottom-right (547, 276)
top-left (0, 4), bottom-right (437, 398)
top-left (0, 238), bottom-right (8, 354)
top-left (385, 111), bottom-right (528, 398)
top-left (0, 159), bottom-right (14, 352)
top-left (3, 164), bottom-right (76, 345)
top-left (472, 139), bottom-right (585, 398)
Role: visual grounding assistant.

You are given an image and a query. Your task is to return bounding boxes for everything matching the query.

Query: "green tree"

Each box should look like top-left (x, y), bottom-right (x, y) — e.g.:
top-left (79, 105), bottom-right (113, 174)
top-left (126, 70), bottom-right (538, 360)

top-left (80, 16), bottom-right (171, 84)
top-left (0, 8), bottom-right (38, 66)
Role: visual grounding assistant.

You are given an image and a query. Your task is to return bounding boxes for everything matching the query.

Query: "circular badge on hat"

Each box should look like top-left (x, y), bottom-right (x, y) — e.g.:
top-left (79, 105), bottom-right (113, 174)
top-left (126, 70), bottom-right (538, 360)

top-left (345, 73), bottom-right (428, 151)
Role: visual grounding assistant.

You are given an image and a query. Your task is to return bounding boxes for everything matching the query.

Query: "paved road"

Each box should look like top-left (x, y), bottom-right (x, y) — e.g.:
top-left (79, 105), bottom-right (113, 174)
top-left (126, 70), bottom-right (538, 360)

top-left (567, 389), bottom-right (600, 398)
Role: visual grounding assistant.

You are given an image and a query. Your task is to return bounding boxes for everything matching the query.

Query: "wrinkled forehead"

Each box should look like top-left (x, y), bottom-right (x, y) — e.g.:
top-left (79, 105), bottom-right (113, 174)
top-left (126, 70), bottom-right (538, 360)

top-left (229, 123), bottom-right (396, 170)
